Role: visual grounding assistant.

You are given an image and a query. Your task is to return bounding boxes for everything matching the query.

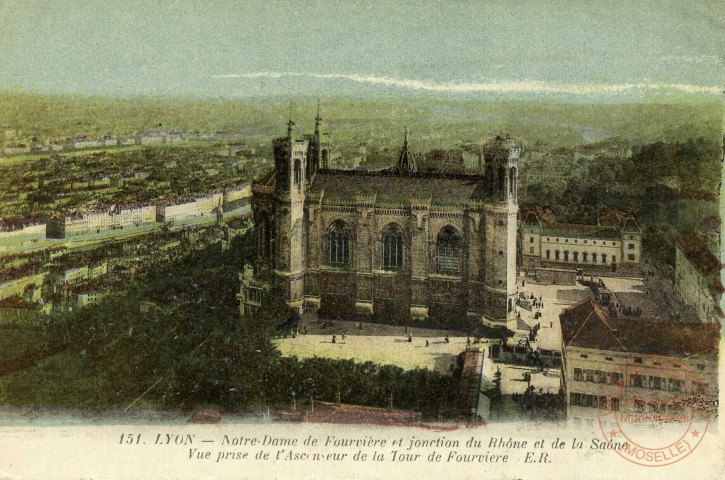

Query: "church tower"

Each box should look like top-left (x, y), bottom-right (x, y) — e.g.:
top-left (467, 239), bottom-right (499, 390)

top-left (482, 136), bottom-right (520, 328)
top-left (307, 100), bottom-right (331, 173)
top-left (271, 113), bottom-right (308, 311)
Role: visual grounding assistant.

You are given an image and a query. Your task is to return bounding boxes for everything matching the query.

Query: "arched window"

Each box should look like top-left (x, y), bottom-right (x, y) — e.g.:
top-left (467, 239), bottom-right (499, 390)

top-left (382, 224), bottom-right (404, 271)
top-left (322, 149), bottom-right (329, 169)
top-left (555, 250), bottom-right (560, 260)
top-left (546, 250), bottom-right (551, 259)
top-left (601, 254), bottom-right (607, 264)
top-left (564, 250), bottom-right (569, 261)
top-left (573, 251), bottom-right (579, 262)
top-left (592, 253), bottom-right (597, 263)
top-left (582, 252), bottom-right (588, 263)
top-left (509, 167), bottom-right (517, 196)
top-left (437, 226), bottom-right (462, 275)
top-left (612, 255), bottom-right (616, 263)
top-left (294, 159), bottom-right (302, 186)
top-left (327, 221), bottom-right (351, 267)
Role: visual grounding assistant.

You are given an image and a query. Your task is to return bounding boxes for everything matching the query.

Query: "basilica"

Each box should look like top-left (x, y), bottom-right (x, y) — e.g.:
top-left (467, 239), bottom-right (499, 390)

top-left (238, 109), bottom-right (521, 329)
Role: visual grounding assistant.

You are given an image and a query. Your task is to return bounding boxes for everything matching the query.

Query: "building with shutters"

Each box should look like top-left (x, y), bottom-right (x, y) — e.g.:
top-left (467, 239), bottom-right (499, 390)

top-left (560, 298), bottom-right (719, 428)
top-left (520, 206), bottom-right (642, 275)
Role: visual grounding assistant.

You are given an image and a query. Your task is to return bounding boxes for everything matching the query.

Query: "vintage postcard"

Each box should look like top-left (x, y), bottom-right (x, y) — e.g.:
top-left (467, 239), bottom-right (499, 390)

top-left (0, 1), bottom-right (722, 479)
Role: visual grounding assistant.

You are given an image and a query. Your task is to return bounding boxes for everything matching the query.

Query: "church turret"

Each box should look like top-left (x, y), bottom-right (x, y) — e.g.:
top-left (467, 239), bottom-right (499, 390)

top-left (308, 100), bottom-right (322, 178)
top-left (308, 99), bottom-right (331, 172)
top-left (484, 135), bottom-right (519, 205)
top-left (481, 135), bottom-right (520, 329)
top-left (395, 127), bottom-right (417, 174)
top-left (270, 115), bottom-right (308, 311)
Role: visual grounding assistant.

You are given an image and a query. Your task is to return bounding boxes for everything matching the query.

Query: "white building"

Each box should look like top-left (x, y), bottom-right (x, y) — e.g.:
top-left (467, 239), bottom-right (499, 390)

top-left (0, 222), bottom-right (46, 249)
top-left (77, 290), bottom-right (107, 307)
top-left (72, 136), bottom-right (102, 149)
top-left (521, 208), bottom-right (642, 275)
top-left (222, 183), bottom-right (251, 210)
top-left (560, 298), bottom-right (719, 428)
top-left (155, 193), bottom-right (223, 223)
top-left (47, 204), bottom-right (156, 238)
top-left (61, 262), bottom-right (108, 285)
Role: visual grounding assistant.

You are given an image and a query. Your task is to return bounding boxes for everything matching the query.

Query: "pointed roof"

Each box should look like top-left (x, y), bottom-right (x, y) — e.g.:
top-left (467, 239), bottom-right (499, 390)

top-left (560, 298), bottom-right (720, 356)
top-left (287, 99), bottom-right (295, 139)
top-left (622, 216), bottom-right (641, 232)
top-left (315, 98), bottom-right (322, 129)
top-left (560, 298), bottom-right (626, 352)
top-left (396, 127), bottom-right (417, 174)
top-left (521, 210), bottom-right (542, 227)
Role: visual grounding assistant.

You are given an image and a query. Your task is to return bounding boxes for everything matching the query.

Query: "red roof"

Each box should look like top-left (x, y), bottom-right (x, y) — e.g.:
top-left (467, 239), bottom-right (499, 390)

top-left (560, 298), bottom-right (720, 356)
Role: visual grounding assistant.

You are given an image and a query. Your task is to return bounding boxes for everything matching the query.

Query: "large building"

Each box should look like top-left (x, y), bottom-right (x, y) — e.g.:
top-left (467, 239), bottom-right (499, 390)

top-left (560, 298), bottom-right (719, 428)
top-left (520, 207), bottom-right (642, 276)
top-left (47, 203), bottom-right (156, 238)
top-left (0, 219), bottom-right (46, 250)
top-left (155, 192), bottom-right (223, 223)
top-left (675, 232), bottom-right (723, 323)
top-left (239, 110), bottom-right (521, 328)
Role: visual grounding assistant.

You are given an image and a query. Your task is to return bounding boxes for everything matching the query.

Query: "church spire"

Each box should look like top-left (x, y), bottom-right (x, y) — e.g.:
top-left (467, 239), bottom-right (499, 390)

top-left (396, 126), bottom-right (417, 173)
top-left (287, 98), bottom-right (295, 139)
top-left (314, 97), bottom-right (322, 132)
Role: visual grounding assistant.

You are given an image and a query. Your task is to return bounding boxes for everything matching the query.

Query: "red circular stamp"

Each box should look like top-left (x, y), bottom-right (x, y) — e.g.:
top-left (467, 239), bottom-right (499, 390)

top-left (596, 354), bottom-right (713, 467)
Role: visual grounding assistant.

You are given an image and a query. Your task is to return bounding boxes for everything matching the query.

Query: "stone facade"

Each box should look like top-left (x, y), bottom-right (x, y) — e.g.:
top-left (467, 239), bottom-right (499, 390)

top-left (520, 208), bottom-right (641, 274)
top-left (560, 299), bottom-right (719, 428)
top-left (241, 113), bottom-right (520, 329)
top-left (675, 232), bottom-right (723, 322)
top-left (47, 204), bottom-right (156, 238)
top-left (155, 193), bottom-right (223, 223)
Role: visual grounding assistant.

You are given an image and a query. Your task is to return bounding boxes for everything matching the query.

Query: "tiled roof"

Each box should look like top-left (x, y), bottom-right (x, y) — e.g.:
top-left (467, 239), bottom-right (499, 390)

top-left (307, 169), bottom-right (490, 207)
top-left (542, 223), bottom-right (621, 240)
top-left (521, 205), bottom-right (640, 238)
top-left (560, 298), bottom-right (720, 356)
top-left (677, 232), bottom-right (721, 278)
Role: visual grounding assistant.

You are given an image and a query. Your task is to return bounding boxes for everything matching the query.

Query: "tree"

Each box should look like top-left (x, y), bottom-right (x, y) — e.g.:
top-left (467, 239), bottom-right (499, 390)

top-left (491, 368), bottom-right (502, 401)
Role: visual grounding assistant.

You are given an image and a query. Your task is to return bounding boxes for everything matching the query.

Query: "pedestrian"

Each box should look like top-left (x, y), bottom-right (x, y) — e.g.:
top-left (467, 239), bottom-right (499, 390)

top-left (425, 340), bottom-right (430, 347)
top-left (522, 279), bottom-right (525, 287)
top-left (466, 337), bottom-right (471, 347)
top-left (342, 333), bottom-right (346, 341)
top-left (445, 336), bottom-right (450, 344)
top-left (408, 333), bottom-right (412, 343)
top-left (550, 321), bottom-right (552, 328)
top-left (358, 322), bottom-right (363, 331)
top-left (332, 335), bottom-right (336, 344)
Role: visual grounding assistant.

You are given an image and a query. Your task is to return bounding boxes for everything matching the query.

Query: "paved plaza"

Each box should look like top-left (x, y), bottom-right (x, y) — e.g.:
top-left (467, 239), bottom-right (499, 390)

top-left (274, 334), bottom-right (485, 372)
top-left (276, 273), bottom-right (662, 380)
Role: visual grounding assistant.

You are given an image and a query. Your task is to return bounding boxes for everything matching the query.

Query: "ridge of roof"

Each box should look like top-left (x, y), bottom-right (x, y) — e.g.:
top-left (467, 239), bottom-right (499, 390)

top-left (560, 298), bottom-right (720, 356)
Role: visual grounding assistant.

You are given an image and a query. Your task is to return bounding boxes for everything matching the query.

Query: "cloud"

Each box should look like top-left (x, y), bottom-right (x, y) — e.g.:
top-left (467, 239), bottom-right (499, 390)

top-left (211, 72), bottom-right (722, 96)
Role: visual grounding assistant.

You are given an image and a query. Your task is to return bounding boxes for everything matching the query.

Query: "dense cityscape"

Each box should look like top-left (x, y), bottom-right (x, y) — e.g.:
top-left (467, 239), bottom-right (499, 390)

top-left (0, 93), bottom-right (720, 430)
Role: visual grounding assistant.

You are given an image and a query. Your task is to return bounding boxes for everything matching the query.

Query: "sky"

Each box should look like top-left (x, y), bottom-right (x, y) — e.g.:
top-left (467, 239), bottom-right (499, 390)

top-left (1, 0), bottom-right (723, 100)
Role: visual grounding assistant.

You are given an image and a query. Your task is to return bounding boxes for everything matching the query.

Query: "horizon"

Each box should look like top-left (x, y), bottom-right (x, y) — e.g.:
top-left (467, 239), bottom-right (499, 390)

top-left (1, 1), bottom-right (723, 103)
